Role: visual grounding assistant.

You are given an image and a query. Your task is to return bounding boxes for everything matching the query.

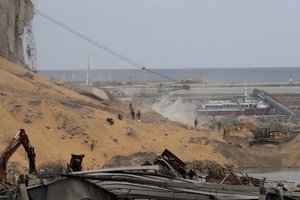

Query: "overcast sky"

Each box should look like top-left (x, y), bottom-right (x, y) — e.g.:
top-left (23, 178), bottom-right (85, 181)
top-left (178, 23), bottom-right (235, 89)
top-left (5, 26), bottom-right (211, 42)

top-left (33, 0), bottom-right (300, 70)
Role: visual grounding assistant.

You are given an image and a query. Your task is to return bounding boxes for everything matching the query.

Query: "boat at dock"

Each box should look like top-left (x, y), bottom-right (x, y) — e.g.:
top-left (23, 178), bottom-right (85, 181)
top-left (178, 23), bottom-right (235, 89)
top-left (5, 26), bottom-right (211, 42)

top-left (197, 91), bottom-right (271, 116)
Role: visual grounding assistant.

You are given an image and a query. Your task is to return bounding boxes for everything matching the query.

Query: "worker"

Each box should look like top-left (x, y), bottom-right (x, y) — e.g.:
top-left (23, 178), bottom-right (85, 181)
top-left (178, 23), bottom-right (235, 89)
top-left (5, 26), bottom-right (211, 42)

top-left (24, 175), bottom-right (29, 187)
top-left (217, 122), bottom-right (221, 131)
top-left (194, 118), bottom-right (198, 128)
top-left (136, 110), bottom-right (141, 122)
top-left (18, 172), bottom-right (25, 184)
top-left (118, 113), bottom-right (123, 120)
top-left (129, 102), bottom-right (133, 112)
top-left (131, 108), bottom-right (135, 119)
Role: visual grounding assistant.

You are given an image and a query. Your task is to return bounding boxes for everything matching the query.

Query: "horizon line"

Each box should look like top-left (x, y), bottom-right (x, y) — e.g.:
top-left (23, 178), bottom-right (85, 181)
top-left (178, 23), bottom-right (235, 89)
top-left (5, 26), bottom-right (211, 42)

top-left (38, 66), bottom-right (300, 71)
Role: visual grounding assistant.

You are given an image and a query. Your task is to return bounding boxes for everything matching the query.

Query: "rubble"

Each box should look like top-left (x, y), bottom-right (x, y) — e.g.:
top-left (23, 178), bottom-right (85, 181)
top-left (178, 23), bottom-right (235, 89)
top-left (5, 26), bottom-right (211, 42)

top-left (106, 118), bottom-right (114, 125)
top-left (190, 161), bottom-right (264, 187)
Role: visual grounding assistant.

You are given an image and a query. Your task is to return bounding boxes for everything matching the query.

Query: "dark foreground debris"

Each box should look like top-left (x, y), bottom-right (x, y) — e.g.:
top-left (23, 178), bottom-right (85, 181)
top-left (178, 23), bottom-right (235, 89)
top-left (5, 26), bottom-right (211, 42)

top-left (1, 147), bottom-right (300, 200)
top-left (190, 161), bottom-right (264, 187)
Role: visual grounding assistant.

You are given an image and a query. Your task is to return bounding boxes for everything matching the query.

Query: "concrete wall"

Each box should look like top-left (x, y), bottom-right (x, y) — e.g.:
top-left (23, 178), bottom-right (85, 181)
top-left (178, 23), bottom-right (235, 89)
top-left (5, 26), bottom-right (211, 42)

top-left (0, 0), bottom-right (34, 65)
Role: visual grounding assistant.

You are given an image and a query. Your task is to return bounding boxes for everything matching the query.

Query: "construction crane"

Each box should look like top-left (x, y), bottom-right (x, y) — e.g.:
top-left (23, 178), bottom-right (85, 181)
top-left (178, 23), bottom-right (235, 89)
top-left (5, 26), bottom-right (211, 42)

top-left (0, 129), bottom-right (37, 183)
top-left (25, 22), bottom-right (37, 72)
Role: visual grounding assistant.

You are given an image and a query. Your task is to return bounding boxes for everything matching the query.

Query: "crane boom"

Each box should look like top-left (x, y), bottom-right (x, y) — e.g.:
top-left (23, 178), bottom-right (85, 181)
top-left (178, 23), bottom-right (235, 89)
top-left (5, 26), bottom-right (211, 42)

top-left (0, 129), bottom-right (36, 183)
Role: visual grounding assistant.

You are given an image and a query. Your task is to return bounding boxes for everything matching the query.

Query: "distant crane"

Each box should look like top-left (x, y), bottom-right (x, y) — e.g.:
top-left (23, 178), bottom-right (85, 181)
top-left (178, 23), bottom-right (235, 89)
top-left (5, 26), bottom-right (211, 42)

top-left (25, 22), bottom-right (37, 72)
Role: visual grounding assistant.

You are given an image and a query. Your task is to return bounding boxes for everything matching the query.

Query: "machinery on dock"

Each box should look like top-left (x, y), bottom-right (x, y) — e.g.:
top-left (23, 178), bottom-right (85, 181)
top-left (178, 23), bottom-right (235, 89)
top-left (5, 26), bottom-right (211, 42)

top-left (253, 89), bottom-right (296, 117)
top-left (0, 129), bottom-right (36, 183)
top-left (223, 123), bottom-right (299, 146)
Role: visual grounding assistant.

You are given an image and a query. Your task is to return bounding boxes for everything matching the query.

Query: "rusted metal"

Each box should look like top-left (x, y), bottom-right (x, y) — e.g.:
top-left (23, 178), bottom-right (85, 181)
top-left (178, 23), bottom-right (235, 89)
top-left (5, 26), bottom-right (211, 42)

top-left (151, 149), bottom-right (264, 187)
top-left (153, 149), bottom-right (189, 178)
top-left (190, 161), bottom-right (265, 187)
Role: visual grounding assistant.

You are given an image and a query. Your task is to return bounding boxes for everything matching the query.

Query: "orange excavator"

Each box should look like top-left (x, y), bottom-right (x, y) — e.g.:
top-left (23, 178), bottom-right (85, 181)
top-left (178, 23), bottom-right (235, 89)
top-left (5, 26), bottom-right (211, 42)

top-left (0, 129), bottom-right (36, 183)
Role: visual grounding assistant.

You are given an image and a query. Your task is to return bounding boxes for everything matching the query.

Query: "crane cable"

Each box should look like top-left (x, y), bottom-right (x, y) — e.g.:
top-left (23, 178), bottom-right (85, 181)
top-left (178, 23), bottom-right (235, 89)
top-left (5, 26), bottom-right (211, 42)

top-left (35, 9), bottom-right (187, 86)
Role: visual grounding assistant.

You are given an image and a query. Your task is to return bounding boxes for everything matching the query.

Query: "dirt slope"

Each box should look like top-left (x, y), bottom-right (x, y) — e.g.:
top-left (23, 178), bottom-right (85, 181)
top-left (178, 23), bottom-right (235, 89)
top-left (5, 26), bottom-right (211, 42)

top-left (2, 57), bottom-right (300, 178)
top-left (0, 57), bottom-right (231, 175)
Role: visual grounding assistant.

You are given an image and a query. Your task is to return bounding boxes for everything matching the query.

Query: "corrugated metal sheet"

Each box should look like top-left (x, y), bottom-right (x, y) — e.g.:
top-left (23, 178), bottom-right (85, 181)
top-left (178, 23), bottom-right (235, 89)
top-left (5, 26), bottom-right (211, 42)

top-left (26, 166), bottom-right (262, 200)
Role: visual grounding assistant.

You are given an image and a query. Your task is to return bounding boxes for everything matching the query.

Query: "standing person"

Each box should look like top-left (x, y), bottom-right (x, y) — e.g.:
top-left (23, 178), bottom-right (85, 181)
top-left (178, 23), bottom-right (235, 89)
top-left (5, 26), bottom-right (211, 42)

top-left (194, 118), bottom-right (198, 128)
top-left (18, 172), bottom-right (25, 184)
top-left (131, 108), bottom-right (135, 119)
top-left (129, 102), bottom-right (133, 112)
top-left (217, 121), bottom-right (221, 131)
top-left (24, 175), bottom-right (29, 187)
top-left (136, 110), bottom-right (141, 122)
top-left (118, 113), bottom-right (123, 120)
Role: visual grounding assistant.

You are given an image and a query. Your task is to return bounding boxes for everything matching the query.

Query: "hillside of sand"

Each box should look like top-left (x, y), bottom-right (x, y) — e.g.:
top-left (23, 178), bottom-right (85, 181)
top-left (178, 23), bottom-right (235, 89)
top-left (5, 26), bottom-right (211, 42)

top-left (1, 57), bottom-right (300, 177)
top-left (0, 57), bottom-right (230, 173)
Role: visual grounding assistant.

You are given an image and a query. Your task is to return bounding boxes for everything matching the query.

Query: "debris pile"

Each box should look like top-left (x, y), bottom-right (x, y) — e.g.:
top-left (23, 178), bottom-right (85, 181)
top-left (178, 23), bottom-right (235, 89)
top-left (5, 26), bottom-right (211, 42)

top-left (37, 161), bottom-right (65, 179)
top-left (146, 149), bottom-right (265, 187)
top-left (190, 161), bottom-right (264, 187)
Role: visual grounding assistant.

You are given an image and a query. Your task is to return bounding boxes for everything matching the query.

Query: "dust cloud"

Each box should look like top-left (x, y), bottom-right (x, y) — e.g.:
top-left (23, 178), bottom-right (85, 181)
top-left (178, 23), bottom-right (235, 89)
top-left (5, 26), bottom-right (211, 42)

top-left (151, 96), bottom-right (197, 125)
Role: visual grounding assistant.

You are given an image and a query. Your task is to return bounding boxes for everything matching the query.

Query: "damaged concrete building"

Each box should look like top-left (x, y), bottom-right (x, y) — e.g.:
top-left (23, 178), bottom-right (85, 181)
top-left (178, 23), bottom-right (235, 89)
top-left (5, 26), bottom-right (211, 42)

top-left (0, 0), bottom-right (34, 65)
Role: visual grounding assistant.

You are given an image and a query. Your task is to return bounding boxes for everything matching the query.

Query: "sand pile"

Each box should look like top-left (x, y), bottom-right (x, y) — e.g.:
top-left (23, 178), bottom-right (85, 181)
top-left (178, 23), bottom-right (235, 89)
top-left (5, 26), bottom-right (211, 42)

top-left (0, 57), bottom-right (230, 175)
top-left (1, 57), bottom-right (300, 176)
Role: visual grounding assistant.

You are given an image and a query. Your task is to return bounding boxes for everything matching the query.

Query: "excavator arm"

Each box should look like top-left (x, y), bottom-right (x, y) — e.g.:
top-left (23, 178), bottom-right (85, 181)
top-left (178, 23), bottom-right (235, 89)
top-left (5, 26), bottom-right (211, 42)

top-left (223, 123), bottom-right (260, 142)
top-left (238, 123), bottom-right (260, 138)
top-left (0, 129), bottom-right (36, 183)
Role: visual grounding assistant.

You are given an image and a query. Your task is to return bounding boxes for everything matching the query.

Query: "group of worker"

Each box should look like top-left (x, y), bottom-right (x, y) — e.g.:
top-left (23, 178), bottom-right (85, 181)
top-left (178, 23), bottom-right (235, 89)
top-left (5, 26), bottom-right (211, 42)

top-left (129, 102), bottom-right (142, 121)
top-left (111, 102), bottom-right (141, 125)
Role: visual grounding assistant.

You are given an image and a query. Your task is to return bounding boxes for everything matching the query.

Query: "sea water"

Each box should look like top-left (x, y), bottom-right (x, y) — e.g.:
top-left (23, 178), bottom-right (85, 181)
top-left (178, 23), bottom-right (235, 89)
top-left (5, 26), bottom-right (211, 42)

top-left (248, 170), bottom-right (300, 184)
top-left (39, 67), bottom-right (300, 84)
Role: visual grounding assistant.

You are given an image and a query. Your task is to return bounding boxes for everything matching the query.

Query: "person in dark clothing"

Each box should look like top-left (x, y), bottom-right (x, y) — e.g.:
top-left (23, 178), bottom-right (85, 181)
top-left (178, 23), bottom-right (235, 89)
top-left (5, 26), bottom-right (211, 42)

top-left (194, 118), bottom-right (198, 128)
top-left (131, 109), bottom-right (135, 119)
top-left (217, 122), bottom-right (221, 131)
top-left (24, 175), bottom-right (29, 187)
top-left (18, 173), bottom-right (25, 184)
top-left (136, 110), bottom-right (141, 121)
top-left (118, 113), bottom-right (123, 120)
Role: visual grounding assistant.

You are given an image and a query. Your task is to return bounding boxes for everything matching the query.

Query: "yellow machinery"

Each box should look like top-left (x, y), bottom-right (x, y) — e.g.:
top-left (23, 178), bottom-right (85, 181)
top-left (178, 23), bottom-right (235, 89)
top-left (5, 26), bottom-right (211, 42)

top-left (223, 123), bottom-right (297, 146)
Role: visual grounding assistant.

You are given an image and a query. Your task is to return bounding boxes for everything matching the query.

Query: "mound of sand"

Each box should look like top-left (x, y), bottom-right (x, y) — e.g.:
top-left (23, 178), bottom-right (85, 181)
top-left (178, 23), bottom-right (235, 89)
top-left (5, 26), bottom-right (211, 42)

top-left (0, 57), bottom-right (230, 175)
top-left (1, 57), bottom-right (300, 177)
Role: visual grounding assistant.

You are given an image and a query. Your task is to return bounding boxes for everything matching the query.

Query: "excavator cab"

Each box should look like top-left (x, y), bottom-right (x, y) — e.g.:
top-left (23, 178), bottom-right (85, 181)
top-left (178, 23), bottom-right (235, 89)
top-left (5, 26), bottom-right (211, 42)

top-left (257, 128), bottom-right (272, 139)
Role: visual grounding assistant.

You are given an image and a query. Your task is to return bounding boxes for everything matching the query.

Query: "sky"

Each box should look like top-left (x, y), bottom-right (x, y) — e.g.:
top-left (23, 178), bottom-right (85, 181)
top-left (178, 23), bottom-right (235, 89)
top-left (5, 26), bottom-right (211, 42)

top-left (32, 0), bottom-right (300, 70)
